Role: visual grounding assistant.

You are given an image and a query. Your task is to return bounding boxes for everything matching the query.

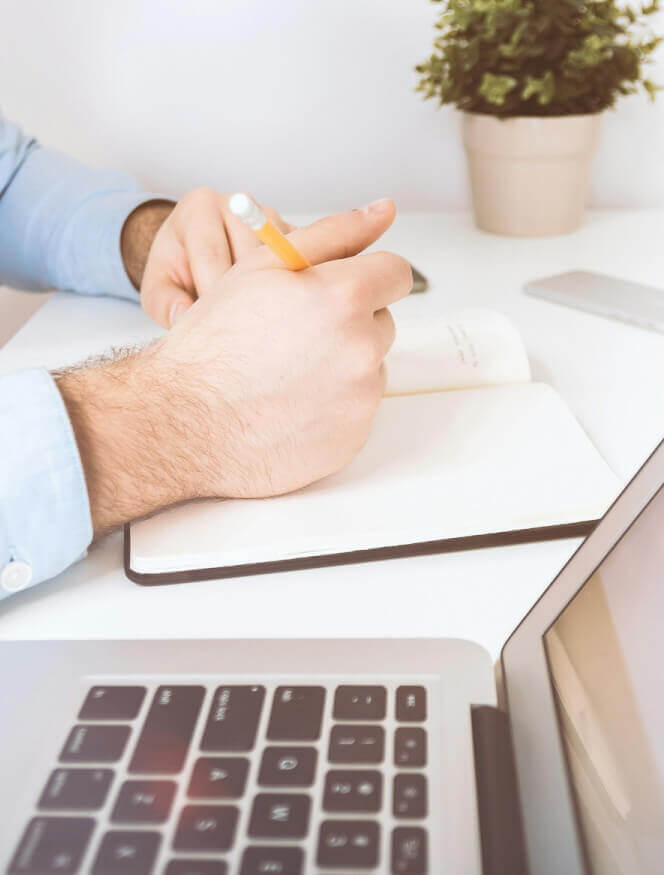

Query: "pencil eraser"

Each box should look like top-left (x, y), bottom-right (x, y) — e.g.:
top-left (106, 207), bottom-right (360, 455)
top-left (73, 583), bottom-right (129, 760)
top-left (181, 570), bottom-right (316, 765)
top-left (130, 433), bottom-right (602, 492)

top-left (229, 193), bottom-right (266, 230)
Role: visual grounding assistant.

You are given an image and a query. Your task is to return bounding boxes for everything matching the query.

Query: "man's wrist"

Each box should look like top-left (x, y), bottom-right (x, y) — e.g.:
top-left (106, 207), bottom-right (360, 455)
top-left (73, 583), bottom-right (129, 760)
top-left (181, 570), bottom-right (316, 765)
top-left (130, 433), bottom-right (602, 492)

top-left (55, 347), bottom-right (198, 536)
top-left (121, 199), bottom-right (174, 290)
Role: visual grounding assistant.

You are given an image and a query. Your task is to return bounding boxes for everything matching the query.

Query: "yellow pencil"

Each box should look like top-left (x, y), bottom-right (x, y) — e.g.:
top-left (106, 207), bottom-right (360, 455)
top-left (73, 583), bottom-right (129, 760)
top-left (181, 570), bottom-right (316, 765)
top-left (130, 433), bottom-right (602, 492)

top-left (229, 193), bottom-right (310, 271)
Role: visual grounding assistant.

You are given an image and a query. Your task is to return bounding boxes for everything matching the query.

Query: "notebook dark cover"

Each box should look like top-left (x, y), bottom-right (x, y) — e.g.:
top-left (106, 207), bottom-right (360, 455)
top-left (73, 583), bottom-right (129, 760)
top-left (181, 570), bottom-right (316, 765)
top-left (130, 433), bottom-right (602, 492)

top-left (125, 519), bottom-right (597, 586)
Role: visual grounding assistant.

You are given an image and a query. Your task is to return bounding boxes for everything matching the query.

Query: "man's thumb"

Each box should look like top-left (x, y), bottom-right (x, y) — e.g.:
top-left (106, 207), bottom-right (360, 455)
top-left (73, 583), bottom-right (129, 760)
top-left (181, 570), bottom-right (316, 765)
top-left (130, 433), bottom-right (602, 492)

top-left (142, 281), bottom-right (195, 329)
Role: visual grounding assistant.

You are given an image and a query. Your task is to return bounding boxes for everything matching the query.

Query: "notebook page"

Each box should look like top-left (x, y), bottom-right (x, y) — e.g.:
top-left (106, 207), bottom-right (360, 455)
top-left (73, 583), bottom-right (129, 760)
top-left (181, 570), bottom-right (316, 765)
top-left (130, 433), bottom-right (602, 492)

top-left (385, 309), bottom-right (531, 397)
top-left (1, 297), bottom-right (528, 400)
top-left (130, 383), bottom-right (620, 574)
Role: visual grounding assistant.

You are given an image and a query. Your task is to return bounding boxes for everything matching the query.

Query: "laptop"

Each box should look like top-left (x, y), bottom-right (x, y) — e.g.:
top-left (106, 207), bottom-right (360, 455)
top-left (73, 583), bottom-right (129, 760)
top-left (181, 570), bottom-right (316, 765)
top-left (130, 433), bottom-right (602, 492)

top-left (1, 440), bottom-right (662, 875)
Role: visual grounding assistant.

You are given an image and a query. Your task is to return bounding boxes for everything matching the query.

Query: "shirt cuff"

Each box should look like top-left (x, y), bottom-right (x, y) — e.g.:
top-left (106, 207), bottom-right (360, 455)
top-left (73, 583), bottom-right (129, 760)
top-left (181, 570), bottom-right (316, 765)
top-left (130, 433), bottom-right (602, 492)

top-left (0, 368), bottom-right (93, 597)
top-left (57, 190), bottom-right (172, 302)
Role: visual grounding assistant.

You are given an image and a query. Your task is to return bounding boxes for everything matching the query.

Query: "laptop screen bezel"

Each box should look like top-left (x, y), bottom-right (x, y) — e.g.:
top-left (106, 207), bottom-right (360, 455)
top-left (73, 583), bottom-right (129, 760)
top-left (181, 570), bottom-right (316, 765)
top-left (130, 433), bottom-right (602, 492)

top-left (499, 439), bottom-right (664, 875)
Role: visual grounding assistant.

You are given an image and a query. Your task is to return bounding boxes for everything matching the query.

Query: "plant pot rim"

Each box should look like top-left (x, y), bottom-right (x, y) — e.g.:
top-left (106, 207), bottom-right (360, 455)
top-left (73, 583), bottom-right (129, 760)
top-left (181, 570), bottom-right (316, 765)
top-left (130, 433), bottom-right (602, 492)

top-left (461, 110), bottom-right (604, 121)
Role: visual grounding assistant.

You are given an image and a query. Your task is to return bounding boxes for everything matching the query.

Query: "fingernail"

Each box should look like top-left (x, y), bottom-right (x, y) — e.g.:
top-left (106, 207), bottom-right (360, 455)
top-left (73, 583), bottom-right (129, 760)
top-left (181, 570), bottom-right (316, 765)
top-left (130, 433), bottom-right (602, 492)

top-left (169, 301), bottom-right (186, 327)
top-left (362, 198), bottom-right (392, 215)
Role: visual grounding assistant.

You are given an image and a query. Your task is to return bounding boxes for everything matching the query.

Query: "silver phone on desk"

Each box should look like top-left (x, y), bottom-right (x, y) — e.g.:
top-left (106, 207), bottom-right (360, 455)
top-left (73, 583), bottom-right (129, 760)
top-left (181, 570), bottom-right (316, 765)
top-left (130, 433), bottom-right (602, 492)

top-left (524, 270), bottom-right (664, 333)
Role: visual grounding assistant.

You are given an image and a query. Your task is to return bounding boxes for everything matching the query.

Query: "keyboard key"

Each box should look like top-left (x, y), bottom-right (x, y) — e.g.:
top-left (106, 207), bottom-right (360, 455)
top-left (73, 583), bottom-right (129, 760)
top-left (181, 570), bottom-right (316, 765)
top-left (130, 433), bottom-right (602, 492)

top-left (392, 827), bottom-right (428, 874)
top-left (60, 725), bottom-right (130, 763)
top-left (165, 863), bottom-right (227, 875)
top-left (164, 860), bottom-right (228, 875)
top-left (79, 686), bottom-right (146, 721)
top-left (188, 757), bottom-right (249, 799)
top-left (8, 817), bottom-right (94, 874)
top-left (328, 724), bottom-right (385, 764)
top-left (38, 768), bottom-right (113, 811)
top-left (323, 769), bottom-right (382, 813)
top-left (173, 805), bottom-right (238, 852)
top-left (240, 846), bottom-right (304, 875)
top-left (393, 774), bottom-right (428, 818)
top-left (111, 779), bottom-right (176, 823)
top-left (129, 686), bottom-right (204, 774)
top-left (333, 685), bottom-right (386, 720)
top-left (317, 820), bottom-right (379, 869)
top-left (396, 686), bottom-right (427, 722)
top-left (201, 686), bottom-right (265, 752)
top-left (258, 746), bottom-right (317, 787)
top-left (267, 686), bottom-right (325, 741)
top-left (394, 728), bottom-right (427, 768)
top-left (91, 830), bottom-right (161, 874)
top-left (248, 793), bottom-right (311, 839)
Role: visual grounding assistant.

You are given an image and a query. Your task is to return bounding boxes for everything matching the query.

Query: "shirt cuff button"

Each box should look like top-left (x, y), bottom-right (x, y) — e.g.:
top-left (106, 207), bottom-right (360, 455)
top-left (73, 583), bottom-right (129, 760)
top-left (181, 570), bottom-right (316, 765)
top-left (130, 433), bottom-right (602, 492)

top-left (1, 560), bottom-right (33, 593)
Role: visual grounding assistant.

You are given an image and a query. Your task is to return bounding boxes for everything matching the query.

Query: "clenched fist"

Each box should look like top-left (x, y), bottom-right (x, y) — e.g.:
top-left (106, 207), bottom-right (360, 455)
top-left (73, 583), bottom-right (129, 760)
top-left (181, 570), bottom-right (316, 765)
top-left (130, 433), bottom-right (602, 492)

top-left (59, 200), bottom-right (412, 534)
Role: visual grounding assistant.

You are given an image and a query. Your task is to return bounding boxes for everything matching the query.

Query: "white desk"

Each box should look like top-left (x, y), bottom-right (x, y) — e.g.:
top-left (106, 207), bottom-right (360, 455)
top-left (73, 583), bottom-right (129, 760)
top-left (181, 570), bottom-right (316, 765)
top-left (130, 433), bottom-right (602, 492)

top-left (1, 210), bottom-right (663, 658)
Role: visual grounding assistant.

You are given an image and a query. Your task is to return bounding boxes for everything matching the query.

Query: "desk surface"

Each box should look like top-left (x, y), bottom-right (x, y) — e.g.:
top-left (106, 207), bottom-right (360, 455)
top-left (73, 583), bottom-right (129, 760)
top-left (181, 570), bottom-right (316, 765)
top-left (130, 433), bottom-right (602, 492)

top-left (1, 210), bottom-right (663, 658)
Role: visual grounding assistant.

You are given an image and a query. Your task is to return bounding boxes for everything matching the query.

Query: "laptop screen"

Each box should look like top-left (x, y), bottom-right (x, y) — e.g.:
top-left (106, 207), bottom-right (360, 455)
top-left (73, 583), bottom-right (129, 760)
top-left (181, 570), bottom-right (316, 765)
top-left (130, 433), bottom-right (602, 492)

top-left (544, 483), bottom-right (664, 875)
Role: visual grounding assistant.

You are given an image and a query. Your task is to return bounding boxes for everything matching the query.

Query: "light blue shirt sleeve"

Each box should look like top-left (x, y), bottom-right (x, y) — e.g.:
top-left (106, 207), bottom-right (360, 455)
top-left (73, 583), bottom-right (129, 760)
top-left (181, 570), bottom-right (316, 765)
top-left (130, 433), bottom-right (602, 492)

top-left (0, 114), bottom-right (159, 300)
top-left (0, 115), bottom-right (166, 597)
top-left (0, 370), bottom-right (93, 596)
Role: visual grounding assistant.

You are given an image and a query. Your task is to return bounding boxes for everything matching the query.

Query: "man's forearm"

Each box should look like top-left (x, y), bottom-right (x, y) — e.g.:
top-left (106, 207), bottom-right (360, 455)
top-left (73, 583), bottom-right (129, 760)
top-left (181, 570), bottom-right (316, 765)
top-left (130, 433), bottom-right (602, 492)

top-left (55, 347), bottom-right (205, 536)
top-left (51, 201), bottom-right (183, 537)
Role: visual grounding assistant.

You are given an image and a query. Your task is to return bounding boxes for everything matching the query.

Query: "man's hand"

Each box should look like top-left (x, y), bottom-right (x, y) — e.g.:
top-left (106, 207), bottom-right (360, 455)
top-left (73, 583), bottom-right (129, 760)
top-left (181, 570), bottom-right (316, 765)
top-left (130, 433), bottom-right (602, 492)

top-left (122, 189), bottom-right (292, 329)
top-left (58, 200), bottom-right (411, 535)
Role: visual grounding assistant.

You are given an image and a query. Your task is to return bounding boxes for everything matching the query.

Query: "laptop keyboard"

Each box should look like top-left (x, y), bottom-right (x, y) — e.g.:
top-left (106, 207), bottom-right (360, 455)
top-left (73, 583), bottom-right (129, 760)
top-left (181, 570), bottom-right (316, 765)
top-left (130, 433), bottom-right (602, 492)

top-left (8, 681), bottom-right (431, 874)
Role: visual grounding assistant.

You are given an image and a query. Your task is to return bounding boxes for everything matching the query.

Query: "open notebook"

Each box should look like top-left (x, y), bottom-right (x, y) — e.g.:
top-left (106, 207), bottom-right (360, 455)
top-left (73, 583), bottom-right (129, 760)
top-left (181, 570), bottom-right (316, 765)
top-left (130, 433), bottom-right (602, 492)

top-left (127, 309), bottom-right (620, 583)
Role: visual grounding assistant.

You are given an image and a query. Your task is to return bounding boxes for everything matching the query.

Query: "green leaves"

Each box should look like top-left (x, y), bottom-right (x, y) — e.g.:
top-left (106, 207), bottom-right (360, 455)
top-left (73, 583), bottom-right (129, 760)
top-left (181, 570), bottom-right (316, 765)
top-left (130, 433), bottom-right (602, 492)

top-left (499, 20), bottom-right (529, 57)
top-left (416, 0), bottom-right (662, 116)
top-left (567, 34), bottom-right (613, 68)
top-left (522, 71), bottom-right (556, 104)
top-left (479, 73), bottom-right (519, 104)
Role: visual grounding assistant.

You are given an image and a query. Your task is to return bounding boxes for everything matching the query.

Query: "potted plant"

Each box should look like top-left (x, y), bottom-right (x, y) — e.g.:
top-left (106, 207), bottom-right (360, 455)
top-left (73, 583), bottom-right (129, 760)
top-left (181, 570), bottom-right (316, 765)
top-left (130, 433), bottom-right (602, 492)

top-left (416, 0), bottom-right (662, 236)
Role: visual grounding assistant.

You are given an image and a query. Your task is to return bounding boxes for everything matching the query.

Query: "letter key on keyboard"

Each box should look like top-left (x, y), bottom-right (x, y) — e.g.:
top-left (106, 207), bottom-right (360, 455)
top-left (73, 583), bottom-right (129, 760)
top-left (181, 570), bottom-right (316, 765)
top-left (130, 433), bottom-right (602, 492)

top-left (129, 686), bottom-right (204, 774)
top-left (328, 724), bottom-right (385, 763)
top-left (200, 686), bottom-right (265, 751)
top-left (165, 862), bottom-right (227, 875)
top-left (396, 686), bottom-right (427, 722)
top-left (91, 830), bottom-right (161, 874)
top-left (393, 774), bottom-right (428, 818)
top-left (258, 746), bottom-right (318, 787)
top-left (111, 780), bottom-right (176, 823)
top-left (392, 826), bottom-right (428, 874)
top-left (173, 805), bottom-right (239, 851)
top-left (266, 686), bottom-right (325, 741)
top-left (60, 725), bottom-right (130, 763)
top-left (240, 846), bottom-right (304, 875)
top-left (394, 727), bottom-right (427, 767)
top-left (165, 863), bottom-right (227, 875)
top-left (333, 685), bottom-right (387, 720)
top-left (9, 817), bottom-right (94, 875)
top-left (317, 820), bottom-right (379, 869)
top-left (248, 793), bottom-right (311, 839)
top-left (188, 757), bottom-right (249, 799)
top-left (79, 686), bottom-right (146, 720)
top-left (323, 769), bottom-right (383, 812)
top-left (38, 769), bottom-right (113, 811)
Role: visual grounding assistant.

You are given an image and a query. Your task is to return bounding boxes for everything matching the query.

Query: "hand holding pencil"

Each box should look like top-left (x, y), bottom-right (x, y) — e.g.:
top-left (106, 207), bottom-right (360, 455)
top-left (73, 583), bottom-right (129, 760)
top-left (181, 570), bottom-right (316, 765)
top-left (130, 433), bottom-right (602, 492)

top-left (230, 192), bottom-right (428, 292)
top-left (229, 193), bottom-right (310, 271)
top-left (156, 197), bottom-right (412, 501)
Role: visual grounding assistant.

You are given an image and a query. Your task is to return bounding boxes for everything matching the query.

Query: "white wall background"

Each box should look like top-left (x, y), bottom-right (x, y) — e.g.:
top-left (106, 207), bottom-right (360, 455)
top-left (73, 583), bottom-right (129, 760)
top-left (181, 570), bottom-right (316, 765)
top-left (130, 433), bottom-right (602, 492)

top-left (1, 0), bottom-right (663, 214)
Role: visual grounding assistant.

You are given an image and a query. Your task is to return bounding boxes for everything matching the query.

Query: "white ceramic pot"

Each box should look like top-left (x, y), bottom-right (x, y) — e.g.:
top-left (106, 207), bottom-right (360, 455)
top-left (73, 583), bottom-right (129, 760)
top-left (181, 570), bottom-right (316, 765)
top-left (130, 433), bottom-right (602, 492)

top-left (462, 112), bottom-right (602, 237)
